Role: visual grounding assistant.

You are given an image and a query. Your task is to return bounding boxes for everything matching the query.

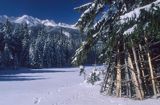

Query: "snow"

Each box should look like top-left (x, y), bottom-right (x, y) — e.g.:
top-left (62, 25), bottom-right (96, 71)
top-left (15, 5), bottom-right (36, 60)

top-left (120, 0), bottom-right (160, 24)
top-left (0, 15), bottom-right (77, 29)
top-left (0, 15), bottom-right (8, 23)
top-left (82, 41), bottom-right (87, 45)
top-left (41, 19), bottom-right (56, 27)
top-left (72, 57), bottom-right (77, 64)
top-left (143, 22), bottom-right (149, 30)
top-left (14, 15), bottom-right (41, 26)
top-left (74, 2), bottom-right (92, 11)
top-left (62, 31), bottom-right (71, 37)
top-left (76, 1), bottom-right (105, 28)
top-left (0, 67), bottom-right (160, 105)
top-left (58, 23), bottom-right (77, 29)
top-left (93, 33), bottom-right (98, 38)
top-left (123, 24), bottom-right (137, 35)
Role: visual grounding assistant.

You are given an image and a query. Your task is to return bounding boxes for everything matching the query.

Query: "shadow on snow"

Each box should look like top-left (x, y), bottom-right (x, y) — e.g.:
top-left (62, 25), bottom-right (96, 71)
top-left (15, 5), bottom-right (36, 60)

top-left (0, 68), bottom-right (75, 82)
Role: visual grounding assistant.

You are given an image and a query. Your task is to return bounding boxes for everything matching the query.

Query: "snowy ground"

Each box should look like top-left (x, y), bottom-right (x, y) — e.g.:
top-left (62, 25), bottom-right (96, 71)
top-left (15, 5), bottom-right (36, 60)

top-left (0, 66), bottom-right (160, 105)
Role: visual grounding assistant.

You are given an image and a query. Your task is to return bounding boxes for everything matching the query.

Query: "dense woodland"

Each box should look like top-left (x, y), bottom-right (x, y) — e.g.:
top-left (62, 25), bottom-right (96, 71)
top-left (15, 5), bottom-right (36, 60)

top-left (73, 0), bottom-right (160, 100)
top-left (0, 19), bottom-right (100, 68)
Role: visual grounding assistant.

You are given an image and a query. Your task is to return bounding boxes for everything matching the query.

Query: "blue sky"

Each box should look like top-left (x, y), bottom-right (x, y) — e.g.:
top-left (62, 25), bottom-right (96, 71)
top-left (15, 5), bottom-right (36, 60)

top-left (0, 0), bottom-right (91, 24)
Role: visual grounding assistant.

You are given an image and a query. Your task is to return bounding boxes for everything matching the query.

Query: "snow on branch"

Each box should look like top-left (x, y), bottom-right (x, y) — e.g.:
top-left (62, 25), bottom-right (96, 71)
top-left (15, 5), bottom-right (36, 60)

top-left (75, 0), bottom-right (106, 31)
top-left (120, 0), bottom-right (160, 24)
top-left (123, 24), bottom-right (137, 35)
top-left (74, 2), bottom-right (92, 12)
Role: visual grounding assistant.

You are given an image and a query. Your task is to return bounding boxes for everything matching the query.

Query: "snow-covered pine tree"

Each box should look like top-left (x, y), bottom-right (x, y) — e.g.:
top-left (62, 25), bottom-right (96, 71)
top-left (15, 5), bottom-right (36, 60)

top-left (72, 0), bottom-right (160, 99)
top-left (1, 20), bottom-right (14, 67)
top-left (12, 24), bottom-right (28, 68)
top-left (30, 27), bottom-right (47, 68)
top-left (20, 23), bottom-right (30, 67)
top-left (0, 15), bottom-right (107, 69)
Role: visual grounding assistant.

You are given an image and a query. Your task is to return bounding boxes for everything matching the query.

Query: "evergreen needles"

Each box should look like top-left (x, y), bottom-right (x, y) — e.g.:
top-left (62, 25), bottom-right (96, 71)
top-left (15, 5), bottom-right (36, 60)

top-left (73, 0), bottom-right (160, 99)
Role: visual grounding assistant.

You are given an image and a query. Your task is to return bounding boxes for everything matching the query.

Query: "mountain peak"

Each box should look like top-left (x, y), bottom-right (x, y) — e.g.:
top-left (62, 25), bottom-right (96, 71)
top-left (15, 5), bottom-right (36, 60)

top-left (41, 19), bottom-right (56, 27)
top-left (15, 15), bottom-right (41, 26)
top-left (20, 15), bottom-right (30, 18)
top-left (0, 15), bottom-right (77, 29)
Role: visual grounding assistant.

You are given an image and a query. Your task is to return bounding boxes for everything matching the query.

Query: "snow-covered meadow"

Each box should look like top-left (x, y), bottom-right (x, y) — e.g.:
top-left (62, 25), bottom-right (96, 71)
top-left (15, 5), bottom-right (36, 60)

top-left (0, 66), bottom-right (160, 105)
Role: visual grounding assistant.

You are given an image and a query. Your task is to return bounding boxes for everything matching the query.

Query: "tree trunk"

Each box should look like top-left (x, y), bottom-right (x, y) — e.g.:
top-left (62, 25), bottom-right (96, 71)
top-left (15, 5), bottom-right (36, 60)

top-left (147, 49), bottom-right (157, 95)
top-left (138, 44), bottom-right (151, 96)
top-left (131, 40), bottom-right (144, 98)
top-left (144, 36), bottom-right (157, 96)
top-left (124, 55), bottom-right (132, 98)
top-left (116, 54), bottom-right (121, 97)
top-left (128, 53), bottom-right (143, 100)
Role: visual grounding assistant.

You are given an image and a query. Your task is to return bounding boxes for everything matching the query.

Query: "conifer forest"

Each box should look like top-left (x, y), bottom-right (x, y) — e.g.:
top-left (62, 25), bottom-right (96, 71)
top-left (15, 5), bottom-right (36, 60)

top-left (0, 0), bottom-right (160, 105)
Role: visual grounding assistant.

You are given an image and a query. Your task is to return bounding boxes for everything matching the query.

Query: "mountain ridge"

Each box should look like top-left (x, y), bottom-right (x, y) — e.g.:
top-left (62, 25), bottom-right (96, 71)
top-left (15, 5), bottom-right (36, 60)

top-left (0, 15), bottom-right (77, 29)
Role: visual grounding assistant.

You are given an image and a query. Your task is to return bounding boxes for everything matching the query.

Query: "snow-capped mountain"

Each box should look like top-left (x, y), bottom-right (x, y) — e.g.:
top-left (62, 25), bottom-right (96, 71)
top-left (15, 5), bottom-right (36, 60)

top-left (14, 15), bottom-right (41, 26)
top-left (0, 15), bottom-right (79, 38)
top-left (41, 19), bottom-right (56, 27)
top-left (0, 15), bottom-right (76, 29)
top-left (0, 15), bottom-right (9, 23)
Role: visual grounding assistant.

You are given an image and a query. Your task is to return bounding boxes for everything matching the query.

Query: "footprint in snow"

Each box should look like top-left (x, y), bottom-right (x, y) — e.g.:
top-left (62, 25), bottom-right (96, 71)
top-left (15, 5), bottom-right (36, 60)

top-left (48, 91), bottom-right (53, 95)
top-left (34, 97), bottom-right (41, 104)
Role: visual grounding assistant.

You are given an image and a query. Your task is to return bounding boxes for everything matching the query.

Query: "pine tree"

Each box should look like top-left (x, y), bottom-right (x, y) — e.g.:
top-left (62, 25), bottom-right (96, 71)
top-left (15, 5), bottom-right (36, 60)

top-left (73, 0), bottom-right (160, 99)
top-left (0, 16), bottom-right (97, 68)
top-left (20, 23), bottom-right (30, 67)
top-left (1, 20), bottom-right (14, 67)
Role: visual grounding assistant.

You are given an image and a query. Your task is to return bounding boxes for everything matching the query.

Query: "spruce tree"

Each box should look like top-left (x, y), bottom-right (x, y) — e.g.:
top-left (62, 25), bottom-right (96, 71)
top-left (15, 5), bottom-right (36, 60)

top-left (20, 23), bottom-right (30, 67)
top-left (1, 20), bottom-right (14, 67)
top-left (73, 0), bottom-right (160, 99)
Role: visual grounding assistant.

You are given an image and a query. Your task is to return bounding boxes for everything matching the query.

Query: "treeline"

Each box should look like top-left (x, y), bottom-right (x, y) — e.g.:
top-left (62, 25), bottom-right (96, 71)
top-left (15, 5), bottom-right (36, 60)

top-left (0, 20), bottom-right (86, 68)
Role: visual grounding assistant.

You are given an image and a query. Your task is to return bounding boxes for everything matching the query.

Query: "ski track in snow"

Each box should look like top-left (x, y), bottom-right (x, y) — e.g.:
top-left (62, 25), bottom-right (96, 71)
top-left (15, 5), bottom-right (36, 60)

top-left (0, 66), bottom-right (160, 105)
